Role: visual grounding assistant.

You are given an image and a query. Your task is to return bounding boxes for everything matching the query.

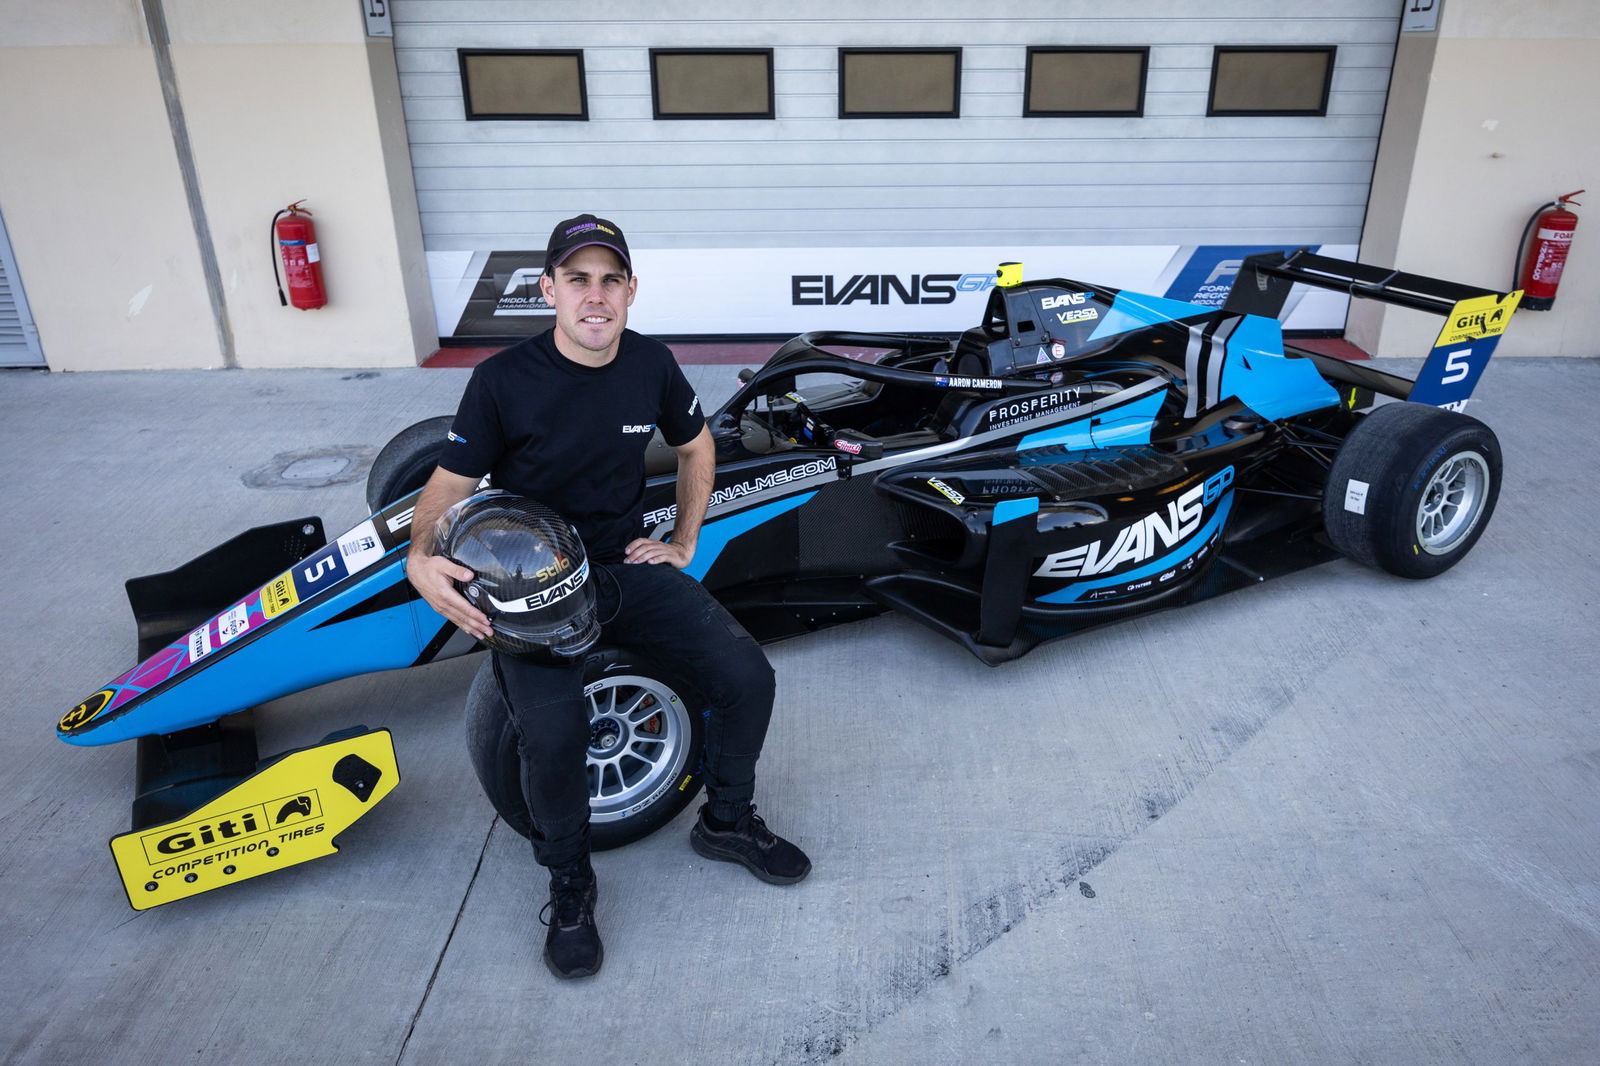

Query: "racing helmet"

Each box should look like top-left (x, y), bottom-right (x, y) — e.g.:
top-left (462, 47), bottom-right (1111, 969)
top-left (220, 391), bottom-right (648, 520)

top-left (435, 491), bottom-right (600, 662)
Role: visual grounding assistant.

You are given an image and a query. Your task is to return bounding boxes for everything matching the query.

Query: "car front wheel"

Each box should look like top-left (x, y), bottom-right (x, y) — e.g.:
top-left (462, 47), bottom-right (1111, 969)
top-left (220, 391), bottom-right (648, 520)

top-left (463, 647), bottom-right (706, 850)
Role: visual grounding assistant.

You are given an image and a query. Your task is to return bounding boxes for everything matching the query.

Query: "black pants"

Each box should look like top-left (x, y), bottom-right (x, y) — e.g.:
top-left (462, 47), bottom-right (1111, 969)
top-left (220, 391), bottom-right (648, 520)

top-left (491, 561), bottom-right (775, 869)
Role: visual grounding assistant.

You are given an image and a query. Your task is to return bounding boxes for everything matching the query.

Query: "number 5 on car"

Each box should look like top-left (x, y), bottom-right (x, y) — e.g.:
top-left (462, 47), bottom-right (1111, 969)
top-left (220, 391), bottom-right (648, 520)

top-left (1408, 290), bottom-right (1522, 411)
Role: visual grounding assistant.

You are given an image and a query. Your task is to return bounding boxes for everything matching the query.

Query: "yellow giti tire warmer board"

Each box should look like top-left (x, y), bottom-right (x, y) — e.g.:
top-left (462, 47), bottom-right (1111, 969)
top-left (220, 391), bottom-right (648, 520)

top-left (110, 729), bottom-right (399, 910)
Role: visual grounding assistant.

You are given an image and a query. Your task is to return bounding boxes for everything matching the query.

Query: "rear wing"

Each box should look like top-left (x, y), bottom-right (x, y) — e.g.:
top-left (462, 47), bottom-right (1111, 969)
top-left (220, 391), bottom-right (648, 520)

top-left (1224, 248), bottom-right (1522, 411)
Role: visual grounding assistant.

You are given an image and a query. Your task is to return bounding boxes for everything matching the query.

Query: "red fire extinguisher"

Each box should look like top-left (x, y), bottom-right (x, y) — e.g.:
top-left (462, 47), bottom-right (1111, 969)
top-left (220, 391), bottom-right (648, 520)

top-left (1515, 190), bottom-right (1583, 311)
top-left (272, 201), bottom-right (328, 309)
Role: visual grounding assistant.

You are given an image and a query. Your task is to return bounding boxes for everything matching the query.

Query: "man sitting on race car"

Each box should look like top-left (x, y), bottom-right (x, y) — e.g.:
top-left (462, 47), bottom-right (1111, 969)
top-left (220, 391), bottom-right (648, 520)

top-left (404, 214), bottom-right (811, 980)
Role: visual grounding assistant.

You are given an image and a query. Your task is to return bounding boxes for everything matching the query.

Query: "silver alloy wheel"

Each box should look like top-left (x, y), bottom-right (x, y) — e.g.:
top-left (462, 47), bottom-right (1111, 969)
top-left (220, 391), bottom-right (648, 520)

top-left (1415, 450), bottom-right (1491, 555)
top-left (583, 673), bottom-right (693, 824)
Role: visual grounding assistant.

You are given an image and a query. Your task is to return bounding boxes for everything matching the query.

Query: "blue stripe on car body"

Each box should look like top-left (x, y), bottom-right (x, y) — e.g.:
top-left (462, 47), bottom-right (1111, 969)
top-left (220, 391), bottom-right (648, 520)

top-left (1017, 388), bottom-right (1168, 452)
top-left (1087, 291), bottom-right (1213, 343)
top-left (1218, 314), bottom-right (1339, 420)
top-left (1083, 290), bottom-right (1338, 422)
top-left (684, 492), bottom-right (818, 582)
top-left (993, 497), bottom-right (1039, 525)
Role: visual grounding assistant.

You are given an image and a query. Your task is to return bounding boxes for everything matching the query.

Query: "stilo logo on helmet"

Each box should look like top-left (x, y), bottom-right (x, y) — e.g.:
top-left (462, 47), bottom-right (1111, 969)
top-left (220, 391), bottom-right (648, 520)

top-left (435, 491), bottom-right (601, 662)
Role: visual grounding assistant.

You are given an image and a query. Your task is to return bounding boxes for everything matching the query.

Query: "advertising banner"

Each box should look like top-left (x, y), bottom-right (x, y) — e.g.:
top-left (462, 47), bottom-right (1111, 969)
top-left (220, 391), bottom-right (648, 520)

top-left (428, 244), bottom-right (1355, 340)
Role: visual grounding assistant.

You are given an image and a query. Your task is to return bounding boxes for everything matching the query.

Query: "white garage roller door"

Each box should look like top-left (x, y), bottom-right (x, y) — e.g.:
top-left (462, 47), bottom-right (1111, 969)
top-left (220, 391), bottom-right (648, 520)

top-left (390, 1), bottom-right (1399, 338)
top-left (0, 207), bottom-right (45, 367)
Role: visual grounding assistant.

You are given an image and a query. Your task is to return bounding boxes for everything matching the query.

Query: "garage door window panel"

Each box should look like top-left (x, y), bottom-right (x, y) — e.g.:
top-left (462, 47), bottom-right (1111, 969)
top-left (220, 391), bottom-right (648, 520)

top-left (839, 49), bottom-right (961, 119)
top-left (1025, 47), bottom-right (1148, 117)
top-left (651, 50), bottom-right (775, 120)
top-left (1208, 46), bottom-right (1335, 117)
top-left (459, 50), bottom-right (588, 121)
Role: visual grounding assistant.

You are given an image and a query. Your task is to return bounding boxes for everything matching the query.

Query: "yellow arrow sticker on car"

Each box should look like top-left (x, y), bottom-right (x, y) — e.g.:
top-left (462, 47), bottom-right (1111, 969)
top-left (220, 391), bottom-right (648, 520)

top-left (109, 729), bottom-right (399, 910)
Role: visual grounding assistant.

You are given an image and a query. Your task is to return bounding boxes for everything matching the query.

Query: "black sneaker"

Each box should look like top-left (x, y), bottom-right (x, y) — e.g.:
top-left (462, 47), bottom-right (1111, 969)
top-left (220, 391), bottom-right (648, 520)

top-left (690, 804), bottom-right (811, 885)
top-left (540, 860), bottom-right (602, 979)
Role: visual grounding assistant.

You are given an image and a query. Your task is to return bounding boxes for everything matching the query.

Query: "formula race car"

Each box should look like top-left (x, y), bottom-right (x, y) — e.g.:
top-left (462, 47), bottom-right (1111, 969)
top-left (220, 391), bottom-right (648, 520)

top-left (58, 249), bottom-right (1522, 909)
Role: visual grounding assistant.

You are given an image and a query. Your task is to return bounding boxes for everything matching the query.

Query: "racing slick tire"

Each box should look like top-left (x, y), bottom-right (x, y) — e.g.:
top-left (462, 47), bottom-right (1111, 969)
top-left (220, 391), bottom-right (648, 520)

top-left (463, 646), bottom-right (706, 850)
top-left (1322, 401), bottom-right (1502, 579)
top-left (367, 416), bottom-right (453, 513)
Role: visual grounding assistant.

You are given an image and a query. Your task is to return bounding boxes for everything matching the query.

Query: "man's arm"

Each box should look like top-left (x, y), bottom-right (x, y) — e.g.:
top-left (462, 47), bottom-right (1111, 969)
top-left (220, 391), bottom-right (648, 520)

top-left (406, 466), bottom-right (493, 639)
top-left (624, 425), bottom-right (714, 569)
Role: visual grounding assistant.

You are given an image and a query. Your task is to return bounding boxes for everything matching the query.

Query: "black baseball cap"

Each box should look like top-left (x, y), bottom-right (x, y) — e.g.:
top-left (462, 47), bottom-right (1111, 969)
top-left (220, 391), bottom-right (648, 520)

top-left (543, 214), bottom-right (631, 276)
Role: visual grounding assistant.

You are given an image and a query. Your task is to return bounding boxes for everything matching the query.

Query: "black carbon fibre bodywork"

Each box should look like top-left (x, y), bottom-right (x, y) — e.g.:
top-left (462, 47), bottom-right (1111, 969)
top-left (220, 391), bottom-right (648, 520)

top-left (628, 251), bottom-right (1514, 663)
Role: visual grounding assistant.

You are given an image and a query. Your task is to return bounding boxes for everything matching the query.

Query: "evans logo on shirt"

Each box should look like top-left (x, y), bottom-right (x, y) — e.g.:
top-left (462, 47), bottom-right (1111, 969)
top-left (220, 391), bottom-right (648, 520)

top-left (622, 424), bottom-right (655, 434)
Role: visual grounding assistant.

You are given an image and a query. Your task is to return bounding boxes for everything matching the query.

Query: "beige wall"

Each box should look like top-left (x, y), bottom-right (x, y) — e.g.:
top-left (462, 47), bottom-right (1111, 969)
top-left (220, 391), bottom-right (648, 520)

top-left (0, 0), bottom-right (434, 370)
top-left (0, 5), bottom-right (221, 369)
top-left (1349, 0), bottom-right (1599, 358)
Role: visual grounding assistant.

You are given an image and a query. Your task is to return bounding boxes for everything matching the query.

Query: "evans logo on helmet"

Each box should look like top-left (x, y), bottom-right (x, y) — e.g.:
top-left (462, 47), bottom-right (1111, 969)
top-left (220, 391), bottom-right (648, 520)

top-left (488, 559), bottom-right (590, 612)
top-left (1034, 468), bottom-right (1234, 579)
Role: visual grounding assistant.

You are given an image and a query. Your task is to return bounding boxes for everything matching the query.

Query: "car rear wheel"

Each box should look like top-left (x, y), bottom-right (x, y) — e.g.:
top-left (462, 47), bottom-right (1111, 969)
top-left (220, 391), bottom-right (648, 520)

top-left (463, 647), bottom-right (706, 850)
top-left (1322, 402), bottom-right (1502, 579)
top-left (366, 416), bottom-right (453, 514)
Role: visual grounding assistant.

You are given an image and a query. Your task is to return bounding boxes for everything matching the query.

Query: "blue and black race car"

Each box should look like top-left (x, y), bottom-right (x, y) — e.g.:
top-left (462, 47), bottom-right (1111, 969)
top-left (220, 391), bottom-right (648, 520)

top-left (58, 249), bottom-right (1521, 909)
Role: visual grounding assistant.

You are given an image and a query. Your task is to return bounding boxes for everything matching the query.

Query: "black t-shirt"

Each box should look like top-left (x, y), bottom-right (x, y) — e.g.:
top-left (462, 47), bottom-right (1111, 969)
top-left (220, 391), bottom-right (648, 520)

top-left (438, 329), bottom-right (705, 563)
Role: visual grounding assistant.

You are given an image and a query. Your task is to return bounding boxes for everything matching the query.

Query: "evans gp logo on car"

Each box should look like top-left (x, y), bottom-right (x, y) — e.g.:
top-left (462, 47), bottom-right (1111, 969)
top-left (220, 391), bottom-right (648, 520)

top-left (791, 272), bottom-right (997, 306)
top-left (1034, 467), bottom-right (1234, 579)
top-left (1039, 291), bottom-right (1099, 325)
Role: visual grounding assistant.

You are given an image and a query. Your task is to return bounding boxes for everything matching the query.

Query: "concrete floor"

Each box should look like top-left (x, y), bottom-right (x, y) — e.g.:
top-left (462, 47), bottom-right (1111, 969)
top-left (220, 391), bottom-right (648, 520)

top-left (1, 357), bottom-right (1597, 1065)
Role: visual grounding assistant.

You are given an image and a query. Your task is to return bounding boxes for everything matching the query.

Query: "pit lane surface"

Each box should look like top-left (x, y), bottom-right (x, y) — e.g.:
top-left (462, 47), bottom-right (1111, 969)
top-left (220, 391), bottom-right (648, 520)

top-left (1, 358), bottom-right (1596, 1065)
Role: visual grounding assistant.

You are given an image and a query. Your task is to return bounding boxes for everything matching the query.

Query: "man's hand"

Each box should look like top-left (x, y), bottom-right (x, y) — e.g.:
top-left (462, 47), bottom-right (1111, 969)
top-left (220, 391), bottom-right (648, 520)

top-left (404, 466), bottom-right (489, 638)
top-left (636, 426), bottom-right (713, 572)
top-left (407, 551), bottom-right (493, 640)
top-left (624, 537), bottom-right (694, 569)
